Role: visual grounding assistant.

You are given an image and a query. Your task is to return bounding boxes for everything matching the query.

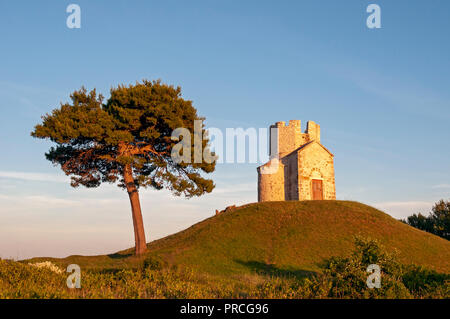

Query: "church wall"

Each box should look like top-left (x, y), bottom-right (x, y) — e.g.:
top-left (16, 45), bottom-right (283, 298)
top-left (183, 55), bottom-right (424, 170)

top-left (258, 120), bottom-right (335, 202)
top-left (257, 160), bottom-right (285, 202)
top-left (297, 143), bottom-right (336, 200)
top-left (282, 152), bottom-right (299, 200)
top-left (270, 120), bottom-right (308, 158)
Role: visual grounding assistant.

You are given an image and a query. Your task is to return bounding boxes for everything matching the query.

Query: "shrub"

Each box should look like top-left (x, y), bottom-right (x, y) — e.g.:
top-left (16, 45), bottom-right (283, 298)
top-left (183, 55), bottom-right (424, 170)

top-left (402, 265), bottom-right (450, 298)
top-left (403, 199), bottom-right (450, 240)
top-left (317, 236), bottom-right (411, 298)
top-left (0, 240), bottom-right (448, 299)
top-left (142, 255), bottom-right (168, 271)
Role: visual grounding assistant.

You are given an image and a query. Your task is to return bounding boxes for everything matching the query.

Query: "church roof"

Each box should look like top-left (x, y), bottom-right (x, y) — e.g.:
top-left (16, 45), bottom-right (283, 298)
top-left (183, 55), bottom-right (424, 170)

top-left (257, 140), bottom-right (333, 169)
top-left (257, 157), bottom-right (281, 170)
top-left (283, 140), bottom-right (334, 158)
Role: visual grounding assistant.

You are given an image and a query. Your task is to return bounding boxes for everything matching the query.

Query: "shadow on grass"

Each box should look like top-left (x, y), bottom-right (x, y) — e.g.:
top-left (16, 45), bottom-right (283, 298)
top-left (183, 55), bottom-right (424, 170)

top-left (235, 260), bottom-right (316, 279)
top-left (107, 253), bottom-right (133, 259)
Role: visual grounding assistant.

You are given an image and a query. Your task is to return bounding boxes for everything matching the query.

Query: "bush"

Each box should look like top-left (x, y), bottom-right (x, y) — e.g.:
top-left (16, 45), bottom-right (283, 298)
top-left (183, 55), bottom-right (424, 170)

top-left (142, 255), bottom-right (168, 271)
top-left (403, 199), bottom-right (450, 240)
top-left (402, 265), bottom-right (450, 298)
top-left (0, 242), bottom-right (448, 299)
top-left (316, 236), bottom-right (411, 298)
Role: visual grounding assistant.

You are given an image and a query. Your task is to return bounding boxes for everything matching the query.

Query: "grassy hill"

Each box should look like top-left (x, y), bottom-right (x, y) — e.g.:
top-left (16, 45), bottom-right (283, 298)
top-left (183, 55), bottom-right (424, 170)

top-left (29, 200), bottom-right (450, 275)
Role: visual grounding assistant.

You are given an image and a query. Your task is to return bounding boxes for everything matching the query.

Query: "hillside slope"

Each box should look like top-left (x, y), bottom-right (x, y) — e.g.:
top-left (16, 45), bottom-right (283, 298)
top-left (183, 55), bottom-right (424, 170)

top-left (30, 201), bottom-right (450, 275)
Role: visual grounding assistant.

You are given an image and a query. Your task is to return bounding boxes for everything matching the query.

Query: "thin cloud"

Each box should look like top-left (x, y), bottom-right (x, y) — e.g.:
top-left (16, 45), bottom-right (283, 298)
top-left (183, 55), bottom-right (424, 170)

top-left (325, 60), bottom-right (450, 121)
top-left (213, 183), bottom-right (255, 194)
top-left (375, 201), bottom-right (433, 208)
top-left (0, 194), bottom-right (80, 206)
top-left (372, 201), bottom-right (433, 219)
top-left (25, 195), bottom-right (80, 206)
top-left (0, 171), bottom-right (68, 183)
top-left (432, 184), bottom-right (450, 189)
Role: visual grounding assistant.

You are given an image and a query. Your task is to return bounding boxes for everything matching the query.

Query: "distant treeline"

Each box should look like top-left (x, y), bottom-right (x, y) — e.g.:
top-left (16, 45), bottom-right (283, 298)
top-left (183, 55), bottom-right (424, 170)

top-left (402, 200), bottom-right (450, 240)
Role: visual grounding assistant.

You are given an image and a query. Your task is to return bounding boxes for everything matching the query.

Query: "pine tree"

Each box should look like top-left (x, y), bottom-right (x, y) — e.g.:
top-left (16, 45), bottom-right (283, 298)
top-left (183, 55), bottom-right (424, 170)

top-left (31, 80), bottom-right (216, 255)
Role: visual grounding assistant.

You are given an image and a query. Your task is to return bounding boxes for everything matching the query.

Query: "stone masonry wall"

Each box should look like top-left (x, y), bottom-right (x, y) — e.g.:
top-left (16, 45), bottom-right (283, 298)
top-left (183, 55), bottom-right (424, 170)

top-left (297, 143), bottom-right (336, 200)
top-left (270, 120), bottom-right (308, 158)
top-left (258, 120), bottom-right (335, 202)
top-left (257, 159), bottom-right (285, 202)
top-left (282, 152), bottom-right (299, 200)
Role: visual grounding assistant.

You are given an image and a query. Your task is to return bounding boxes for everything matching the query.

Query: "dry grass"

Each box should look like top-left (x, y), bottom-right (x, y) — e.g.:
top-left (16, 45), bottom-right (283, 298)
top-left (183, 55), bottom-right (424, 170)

top-left (8, 201), bottom-right (450, 299)
top-left (27, 200), bottom-right (450, 277)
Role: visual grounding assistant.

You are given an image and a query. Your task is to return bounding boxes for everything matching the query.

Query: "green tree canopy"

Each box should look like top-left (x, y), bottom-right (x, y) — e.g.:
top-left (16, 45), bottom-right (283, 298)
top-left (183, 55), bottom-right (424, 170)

top-left (32, 80), bottom-right (216, 255)
top-left (403, 200), bottom-right (450, 240)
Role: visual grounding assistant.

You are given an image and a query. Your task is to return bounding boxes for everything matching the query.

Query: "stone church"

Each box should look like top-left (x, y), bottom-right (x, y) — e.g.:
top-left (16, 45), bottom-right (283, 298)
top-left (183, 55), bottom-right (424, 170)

top-left (257, 120), bottom-right (336, 202)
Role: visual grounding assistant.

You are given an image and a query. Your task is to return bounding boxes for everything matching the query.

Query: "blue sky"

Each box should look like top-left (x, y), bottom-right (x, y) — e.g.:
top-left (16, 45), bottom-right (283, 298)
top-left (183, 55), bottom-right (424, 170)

top-left (0, 0), bottom-right (449, 259)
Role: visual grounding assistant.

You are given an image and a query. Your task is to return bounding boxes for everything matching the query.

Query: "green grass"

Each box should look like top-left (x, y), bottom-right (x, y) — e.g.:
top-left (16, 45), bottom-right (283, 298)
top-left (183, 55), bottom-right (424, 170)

top-left (4, 200), bottom-right (449, 299)
top-left (27, 200), bottom-right (450, 275)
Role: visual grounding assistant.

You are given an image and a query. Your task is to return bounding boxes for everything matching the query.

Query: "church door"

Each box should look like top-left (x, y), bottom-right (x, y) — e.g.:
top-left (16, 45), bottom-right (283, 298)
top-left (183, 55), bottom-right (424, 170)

top-left (312, 179), bottom-right (323, 200)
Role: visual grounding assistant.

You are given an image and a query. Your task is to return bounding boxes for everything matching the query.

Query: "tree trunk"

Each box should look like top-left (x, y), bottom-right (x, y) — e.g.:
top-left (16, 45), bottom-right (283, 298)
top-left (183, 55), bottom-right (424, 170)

top-left (123, 164), bottom-right (147, 255)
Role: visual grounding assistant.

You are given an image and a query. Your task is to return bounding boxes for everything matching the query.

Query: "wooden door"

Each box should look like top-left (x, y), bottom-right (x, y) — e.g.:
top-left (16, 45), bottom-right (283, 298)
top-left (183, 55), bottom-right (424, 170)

top-left (312, 179), bottom-right (323, 200)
